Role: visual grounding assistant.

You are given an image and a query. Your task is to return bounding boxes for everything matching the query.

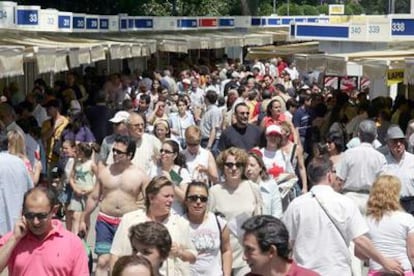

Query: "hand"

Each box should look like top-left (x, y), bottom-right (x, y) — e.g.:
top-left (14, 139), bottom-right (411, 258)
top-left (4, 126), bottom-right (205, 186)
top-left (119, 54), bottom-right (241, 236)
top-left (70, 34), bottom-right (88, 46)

top-left (196, 164), bottom-right (207, 174)
top-left (79, 220), bottom-right (89, 235)
top-left (301, 187), bottom-right (308, 194)
top-left (382, 258), bottom-right (404, 275)
top-left (13, 217), bottom-right (28, 241)
top-left (170, 242), bottom-right (182, 259)
top-left (34, 160), bottom-right (42, 173)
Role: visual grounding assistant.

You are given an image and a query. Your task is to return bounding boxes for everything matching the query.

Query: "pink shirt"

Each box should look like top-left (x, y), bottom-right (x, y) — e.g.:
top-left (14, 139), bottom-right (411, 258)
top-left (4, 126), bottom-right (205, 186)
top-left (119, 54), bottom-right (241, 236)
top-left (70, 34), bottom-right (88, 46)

top-left (0, 220), bottom-right (89, 276)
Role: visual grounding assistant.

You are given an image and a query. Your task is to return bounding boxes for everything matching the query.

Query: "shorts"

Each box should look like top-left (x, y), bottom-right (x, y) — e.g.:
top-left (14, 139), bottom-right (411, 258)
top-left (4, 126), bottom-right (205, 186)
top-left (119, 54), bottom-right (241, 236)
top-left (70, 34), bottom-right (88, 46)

top-left (94, 212), bottom-right (122, 255)
top-left (68, 194), bottom-right (86, 212)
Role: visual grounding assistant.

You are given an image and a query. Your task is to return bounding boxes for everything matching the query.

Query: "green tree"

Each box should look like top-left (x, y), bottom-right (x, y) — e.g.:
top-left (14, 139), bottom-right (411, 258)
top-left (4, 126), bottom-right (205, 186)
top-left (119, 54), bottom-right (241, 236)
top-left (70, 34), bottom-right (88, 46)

top-left (277, 3), bottom-right (304, 15)
top-left (257, 1), bottom-right (274, 16)
top-left (302, 4), bottom-right (319, 15)
top-left (318, 4), bottom-right (329, 14)
top-left (345, 2), bottom-right (364, 15)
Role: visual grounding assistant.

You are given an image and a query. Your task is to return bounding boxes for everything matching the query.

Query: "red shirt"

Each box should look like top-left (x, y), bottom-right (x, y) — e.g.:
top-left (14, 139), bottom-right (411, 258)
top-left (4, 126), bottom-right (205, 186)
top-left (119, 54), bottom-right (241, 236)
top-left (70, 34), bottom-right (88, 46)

top-left (0, 220), bottom-right (89, 276)
top-left (245, 260), bottom-right (320, 276)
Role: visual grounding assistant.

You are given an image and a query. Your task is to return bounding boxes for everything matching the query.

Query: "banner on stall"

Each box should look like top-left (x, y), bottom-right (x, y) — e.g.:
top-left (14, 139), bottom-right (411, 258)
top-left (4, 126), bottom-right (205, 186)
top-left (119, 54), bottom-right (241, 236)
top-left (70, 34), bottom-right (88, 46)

top-left (329, 5), bottom-right (345, 15)
top-left (387, 69), bottom-right (404, 86)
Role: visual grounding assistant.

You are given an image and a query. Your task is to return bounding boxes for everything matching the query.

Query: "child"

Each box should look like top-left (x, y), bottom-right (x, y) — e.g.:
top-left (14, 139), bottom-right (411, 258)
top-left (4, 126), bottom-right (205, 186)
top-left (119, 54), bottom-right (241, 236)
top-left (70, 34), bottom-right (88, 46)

top-left (68, 142), bottom-right (97, 235)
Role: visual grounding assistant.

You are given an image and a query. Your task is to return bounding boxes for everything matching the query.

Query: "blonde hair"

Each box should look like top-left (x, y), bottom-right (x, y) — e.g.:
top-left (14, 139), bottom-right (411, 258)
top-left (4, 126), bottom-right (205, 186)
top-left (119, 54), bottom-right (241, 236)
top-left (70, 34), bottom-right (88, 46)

top-left (216, 147), bottom-right (248, 171)
top-left (367, 175), bottom-right (402, 221)
top-left (185, 125), bottom-right (201, 142)
top-left (7, 130), bottom-right (26, 158)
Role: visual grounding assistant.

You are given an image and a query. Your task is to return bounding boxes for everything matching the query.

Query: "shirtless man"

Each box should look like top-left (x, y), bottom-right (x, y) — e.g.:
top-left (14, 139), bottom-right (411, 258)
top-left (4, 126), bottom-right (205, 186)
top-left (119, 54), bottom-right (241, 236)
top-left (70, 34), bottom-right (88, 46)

top-left (81, 134), bottom-right (149, 276)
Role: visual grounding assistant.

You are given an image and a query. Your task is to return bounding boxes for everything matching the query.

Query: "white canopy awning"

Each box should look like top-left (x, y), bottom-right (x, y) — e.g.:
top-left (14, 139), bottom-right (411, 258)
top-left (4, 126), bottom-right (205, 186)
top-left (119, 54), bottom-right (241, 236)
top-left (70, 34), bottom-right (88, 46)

top-left (0, 46), bottom-right (24, 78)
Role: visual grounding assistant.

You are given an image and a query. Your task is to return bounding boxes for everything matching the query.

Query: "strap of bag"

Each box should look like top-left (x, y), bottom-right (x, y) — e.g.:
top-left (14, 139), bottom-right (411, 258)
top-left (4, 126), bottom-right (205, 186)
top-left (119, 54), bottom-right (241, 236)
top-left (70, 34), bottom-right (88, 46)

top-left (214, 214), bottom-right (224, 274)
top-left (310, 190), bottom-right (348, 246)
top-left (290, 143), bottom-right (297, 163)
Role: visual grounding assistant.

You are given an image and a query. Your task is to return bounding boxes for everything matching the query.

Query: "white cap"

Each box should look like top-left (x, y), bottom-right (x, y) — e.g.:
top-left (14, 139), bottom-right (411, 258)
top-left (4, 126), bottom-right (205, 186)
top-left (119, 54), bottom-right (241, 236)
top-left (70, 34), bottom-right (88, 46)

top-left (266, 125), bottom-right (282, 136)
top-left (109, 111), bottom-right (130, 123)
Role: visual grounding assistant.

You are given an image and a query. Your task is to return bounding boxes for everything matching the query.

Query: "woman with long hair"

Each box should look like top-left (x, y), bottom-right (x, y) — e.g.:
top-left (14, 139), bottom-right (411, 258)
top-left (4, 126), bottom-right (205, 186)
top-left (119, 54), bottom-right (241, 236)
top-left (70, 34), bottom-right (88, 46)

top-left (7, 130), bottom-right (42, 185)
top-left (184, 181), bottom-right (232, 276)
top-left (245, 151), bottom-right (283, 218)
top-left (150, 140), bottom-right (191, 215)
top-left (366, 175), bottom-right (414, 275)
top-left (208, 147), bottom-right (263, 276)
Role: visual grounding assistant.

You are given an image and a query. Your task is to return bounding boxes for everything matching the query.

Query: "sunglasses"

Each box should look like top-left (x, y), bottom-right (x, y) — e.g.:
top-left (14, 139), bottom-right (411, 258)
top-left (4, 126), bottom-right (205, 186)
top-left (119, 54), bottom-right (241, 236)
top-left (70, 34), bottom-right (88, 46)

top-left (187, 195), bottom-right (208, 203)
top-left (113, 148), bottom-right (128, 155)
top-left (160, 149), bottom-right (174, 154)
top-left (23, 211), bottom-right (50, 221)
top-left (224, 162), bottom-right (244, 169)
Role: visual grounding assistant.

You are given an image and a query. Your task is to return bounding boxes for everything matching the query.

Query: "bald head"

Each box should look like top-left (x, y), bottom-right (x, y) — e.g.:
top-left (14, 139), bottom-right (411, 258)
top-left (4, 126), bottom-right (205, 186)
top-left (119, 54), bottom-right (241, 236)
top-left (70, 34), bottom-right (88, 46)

top-left (23, 187), bottom-right (58, 211)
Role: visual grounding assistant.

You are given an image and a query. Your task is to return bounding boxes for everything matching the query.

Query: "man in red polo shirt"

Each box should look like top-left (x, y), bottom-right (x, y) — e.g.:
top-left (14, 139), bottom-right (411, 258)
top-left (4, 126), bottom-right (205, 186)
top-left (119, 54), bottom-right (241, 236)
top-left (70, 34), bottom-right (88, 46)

top-left (242, 215), bottom-right (319, 276)
top-left (0, 187), bottom-right (89, 275)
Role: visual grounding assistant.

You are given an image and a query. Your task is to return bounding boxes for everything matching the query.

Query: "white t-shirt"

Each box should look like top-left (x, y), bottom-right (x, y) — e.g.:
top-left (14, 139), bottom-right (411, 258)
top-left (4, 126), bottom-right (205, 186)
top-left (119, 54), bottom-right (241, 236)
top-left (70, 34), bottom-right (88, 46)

top-left (367, 211), bottom-right (414, 271)
top-left (283, 185), bottom-right (368, 276)
top-left (187, 212), bottom-right (226, 276)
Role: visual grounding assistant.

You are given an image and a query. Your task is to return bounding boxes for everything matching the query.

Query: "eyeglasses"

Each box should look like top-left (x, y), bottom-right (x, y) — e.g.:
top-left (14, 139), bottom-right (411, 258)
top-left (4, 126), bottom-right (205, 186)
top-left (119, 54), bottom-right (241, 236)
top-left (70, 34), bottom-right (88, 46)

top-left (160, 149), bottom-right (174, 154)
top-left (187, 195), bottom-right (208, 203)
top-left (224, 162), bottom-right (244, 169)
top-left (23, 211), bottom-right (51, 221)
top-left (113, 148), bottom-right (128, 155)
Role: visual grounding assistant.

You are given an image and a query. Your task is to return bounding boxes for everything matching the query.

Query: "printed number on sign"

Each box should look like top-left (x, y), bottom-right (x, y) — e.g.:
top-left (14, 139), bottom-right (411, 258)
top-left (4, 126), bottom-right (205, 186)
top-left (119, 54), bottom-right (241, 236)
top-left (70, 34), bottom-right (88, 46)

top-left (29, 13), bottom-right (37, 23)
top-left (0, 10), bottom-right (7, 19)
top-left (392, 22), bottom-right (405, 32)
top-left (368, 25), bottom-right (380, 33)
top-left (350, 26), bottom-right (361, 34)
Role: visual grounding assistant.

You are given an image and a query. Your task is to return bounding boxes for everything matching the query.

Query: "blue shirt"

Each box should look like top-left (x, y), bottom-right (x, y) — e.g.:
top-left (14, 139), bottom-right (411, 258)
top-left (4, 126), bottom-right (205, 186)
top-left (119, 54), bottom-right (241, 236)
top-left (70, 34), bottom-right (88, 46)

top-left (0, 152), bottom-right (33, 236)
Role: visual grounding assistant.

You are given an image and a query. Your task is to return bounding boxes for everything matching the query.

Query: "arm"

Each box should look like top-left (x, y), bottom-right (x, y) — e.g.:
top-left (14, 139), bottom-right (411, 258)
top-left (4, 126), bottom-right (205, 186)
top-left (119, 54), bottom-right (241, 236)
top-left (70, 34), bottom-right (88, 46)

top-left (171, 243), bottom-right (196, 263)
top-left (81, 172), bottom-right (102, 232)
top-left (296, 145), bottom-right (308, 193)
top-left (207, 127), bottom-right (217, 149)
top-left (69, 167), bottom-right (82, 195)
top-left (221, 226), bottom-right (232, 276)
top-left (407, 232), bottom-right (414, 266)
top-left (32, 160), bottom-right (42, 186)
top-left (206, 151), bottom-right (219, 183)
top-left (0, 219), bottom-right (28, 272)
top-left (109, 255), bottom-right (119, 275)
top-left (353, 235), bottom-right (404, 274)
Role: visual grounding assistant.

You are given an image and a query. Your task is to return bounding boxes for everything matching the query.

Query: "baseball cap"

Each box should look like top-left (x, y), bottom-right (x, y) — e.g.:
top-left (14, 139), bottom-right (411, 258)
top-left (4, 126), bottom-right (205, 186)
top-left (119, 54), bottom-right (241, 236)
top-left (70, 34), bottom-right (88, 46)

top-left (109, 111), bottom-right (130, 123)
top-left (266, 125), bottom-right (282, 136)
top-left (386, 124), bottom-right (405, 141)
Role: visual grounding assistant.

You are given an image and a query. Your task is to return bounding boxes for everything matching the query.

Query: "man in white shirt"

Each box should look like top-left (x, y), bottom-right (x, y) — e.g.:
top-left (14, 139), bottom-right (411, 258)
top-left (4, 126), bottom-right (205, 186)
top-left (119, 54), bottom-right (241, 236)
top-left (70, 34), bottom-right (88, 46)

top-left (282, 156), bottom-right (403, 276)
top-left (337, 120), bottom-right (386, 215)
top-left (381, 124), bottom-right (414, 215)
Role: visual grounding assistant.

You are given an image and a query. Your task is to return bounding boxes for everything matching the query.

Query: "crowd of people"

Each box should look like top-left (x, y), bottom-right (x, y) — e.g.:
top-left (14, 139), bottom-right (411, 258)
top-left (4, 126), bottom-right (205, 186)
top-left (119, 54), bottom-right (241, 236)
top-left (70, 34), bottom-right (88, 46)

top-left (1, 55), bottom-right (414, 276)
